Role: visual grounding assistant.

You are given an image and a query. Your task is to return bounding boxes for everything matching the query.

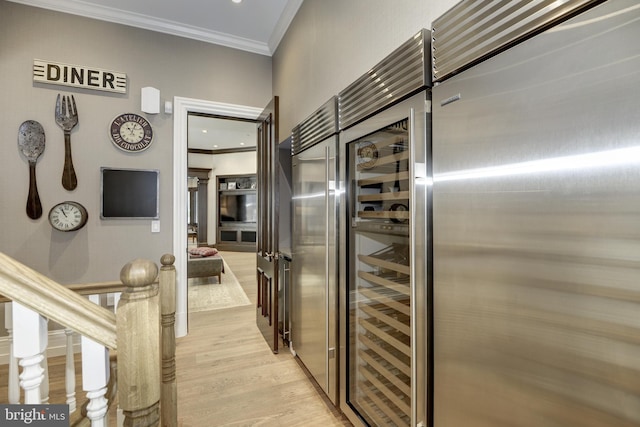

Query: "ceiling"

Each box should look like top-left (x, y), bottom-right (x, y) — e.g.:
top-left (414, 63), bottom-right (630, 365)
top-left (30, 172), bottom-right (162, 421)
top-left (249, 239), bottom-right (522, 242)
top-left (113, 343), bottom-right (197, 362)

top-left (9, 0), bottom-right (304, 56)
top-left (188, 115), bottom-right (256, 151)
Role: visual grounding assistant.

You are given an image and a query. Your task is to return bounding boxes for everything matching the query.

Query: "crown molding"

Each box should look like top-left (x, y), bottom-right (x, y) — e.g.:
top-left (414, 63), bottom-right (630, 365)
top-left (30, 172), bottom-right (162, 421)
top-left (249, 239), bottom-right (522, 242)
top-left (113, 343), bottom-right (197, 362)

top-left (8, 0), bottom-right (273, 56)
top-left (268, 0), bottom-right (303, 54)
top-left (188, 146), bottom-right (256, 155)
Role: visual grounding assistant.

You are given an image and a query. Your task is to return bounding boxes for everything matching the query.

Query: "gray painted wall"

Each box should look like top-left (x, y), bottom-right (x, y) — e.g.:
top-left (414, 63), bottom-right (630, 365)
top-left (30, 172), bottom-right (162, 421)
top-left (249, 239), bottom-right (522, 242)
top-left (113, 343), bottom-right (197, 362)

top-left (0, 2), bottom-right (271, 284)
top-left (272, 0), bottom-right (458, 137)
top-left (0, 0), bottom-right (463, 341)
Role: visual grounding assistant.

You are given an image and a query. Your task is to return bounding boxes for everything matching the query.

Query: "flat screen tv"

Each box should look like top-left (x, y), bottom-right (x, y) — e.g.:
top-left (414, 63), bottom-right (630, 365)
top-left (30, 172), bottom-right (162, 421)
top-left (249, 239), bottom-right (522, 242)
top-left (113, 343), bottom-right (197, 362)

top-left (100, 167), bottom-right (159, 219)
top-left (219, 193), bottom-right (257, 223)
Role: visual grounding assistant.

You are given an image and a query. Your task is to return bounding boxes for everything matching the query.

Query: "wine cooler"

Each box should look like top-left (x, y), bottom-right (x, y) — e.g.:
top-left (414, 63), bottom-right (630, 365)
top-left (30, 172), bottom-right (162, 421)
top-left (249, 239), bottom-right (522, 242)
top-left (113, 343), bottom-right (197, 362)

top-left (337, 29), bottom-right (432, 427)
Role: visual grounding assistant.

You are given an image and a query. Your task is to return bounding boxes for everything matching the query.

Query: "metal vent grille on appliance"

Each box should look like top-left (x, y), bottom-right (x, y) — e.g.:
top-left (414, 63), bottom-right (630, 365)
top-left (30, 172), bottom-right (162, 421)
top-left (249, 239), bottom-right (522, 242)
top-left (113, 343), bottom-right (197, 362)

top-left (338, 29), bottom-right (430, 131)
top-left (431, 0), bottom-right (601, 82)
top-left (292, 97), bottom-right (338, 156)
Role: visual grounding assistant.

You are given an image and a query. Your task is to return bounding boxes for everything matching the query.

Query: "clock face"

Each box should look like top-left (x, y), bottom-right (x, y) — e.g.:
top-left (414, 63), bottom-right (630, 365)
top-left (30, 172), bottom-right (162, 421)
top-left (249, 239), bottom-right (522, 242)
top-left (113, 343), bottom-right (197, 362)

top-left (48, 201), bottom-right (88, 232)
top-left (110, 113), bottom-right (153, 152)
top-left (120, 121), bottom-right (145, 143)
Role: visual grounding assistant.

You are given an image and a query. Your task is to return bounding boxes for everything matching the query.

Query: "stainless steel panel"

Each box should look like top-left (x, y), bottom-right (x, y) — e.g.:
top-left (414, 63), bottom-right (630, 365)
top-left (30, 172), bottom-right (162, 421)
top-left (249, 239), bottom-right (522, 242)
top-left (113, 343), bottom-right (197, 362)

top-left (431, 0), bottom-right (600, 82)
top-left (292, 97), bottom-right (338, 155)
top-left (340, 91), bottom-right (431, 427)
top-left (433, 2), bottom-right (640, 426)
top-left (338, 29), bottom-right (430, 130)
top-left (291, 136), bottom-right (338, 404)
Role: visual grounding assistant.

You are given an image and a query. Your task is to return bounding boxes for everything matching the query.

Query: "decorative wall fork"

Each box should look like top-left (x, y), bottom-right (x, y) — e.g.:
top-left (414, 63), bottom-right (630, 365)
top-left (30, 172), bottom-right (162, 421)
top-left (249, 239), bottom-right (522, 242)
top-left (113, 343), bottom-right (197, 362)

top-left (55, 94), bottom-right (78, 191)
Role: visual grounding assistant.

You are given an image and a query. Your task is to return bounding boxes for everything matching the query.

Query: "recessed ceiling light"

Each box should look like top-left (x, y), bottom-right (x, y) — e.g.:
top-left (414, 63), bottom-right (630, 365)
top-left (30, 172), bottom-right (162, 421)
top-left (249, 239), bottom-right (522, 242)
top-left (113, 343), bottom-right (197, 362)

top-left (213, 145), bottom-right (219, 148)
top-left (202, 129), bottom-right (207, 133)
top-left (232, 0), bottom-right (242, 3)
top-left (240, 142), bottom-right (245, 146)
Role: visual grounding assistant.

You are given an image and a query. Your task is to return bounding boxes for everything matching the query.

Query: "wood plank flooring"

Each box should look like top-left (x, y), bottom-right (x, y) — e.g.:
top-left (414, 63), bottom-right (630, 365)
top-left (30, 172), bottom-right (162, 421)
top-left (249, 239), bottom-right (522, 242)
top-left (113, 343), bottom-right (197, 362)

top-left (0, 251), bottom-right (352, 427)
top-left (177, 251), bottom-right (351, 426)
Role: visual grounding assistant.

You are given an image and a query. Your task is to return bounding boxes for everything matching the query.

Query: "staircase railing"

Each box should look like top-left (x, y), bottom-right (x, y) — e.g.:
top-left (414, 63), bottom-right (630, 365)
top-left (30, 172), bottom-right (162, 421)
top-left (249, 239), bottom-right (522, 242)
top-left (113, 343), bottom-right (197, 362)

top-left (0, 252), bottom-right (177, 427)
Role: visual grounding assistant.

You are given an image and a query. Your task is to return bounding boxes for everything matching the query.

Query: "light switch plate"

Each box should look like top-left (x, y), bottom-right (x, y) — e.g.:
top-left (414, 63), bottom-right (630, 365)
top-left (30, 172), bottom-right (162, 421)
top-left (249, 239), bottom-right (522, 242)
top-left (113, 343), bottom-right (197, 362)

top-left (151, 220), bottom-right (160, 233)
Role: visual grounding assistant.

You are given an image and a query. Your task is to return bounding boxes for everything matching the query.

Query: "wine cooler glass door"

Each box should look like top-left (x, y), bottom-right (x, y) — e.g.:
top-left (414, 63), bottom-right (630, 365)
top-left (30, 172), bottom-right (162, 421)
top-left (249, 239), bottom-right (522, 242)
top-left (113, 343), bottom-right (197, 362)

top-left (347, 117), bottom-right (413, 426)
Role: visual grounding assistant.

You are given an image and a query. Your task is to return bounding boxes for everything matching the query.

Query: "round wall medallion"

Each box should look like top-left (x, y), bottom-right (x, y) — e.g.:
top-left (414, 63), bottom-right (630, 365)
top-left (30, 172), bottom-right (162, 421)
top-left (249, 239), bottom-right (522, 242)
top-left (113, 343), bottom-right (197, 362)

top-left (109, 113), bottom-right (153, 152)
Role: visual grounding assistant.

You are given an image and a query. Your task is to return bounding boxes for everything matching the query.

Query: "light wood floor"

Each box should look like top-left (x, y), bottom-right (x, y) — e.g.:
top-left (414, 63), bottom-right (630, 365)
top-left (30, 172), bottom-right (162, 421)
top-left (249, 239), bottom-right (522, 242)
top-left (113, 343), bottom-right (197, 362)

top-left (176, 251), bottom-right (351, 426)
top-left (0, 251), bottom-right (352, 427)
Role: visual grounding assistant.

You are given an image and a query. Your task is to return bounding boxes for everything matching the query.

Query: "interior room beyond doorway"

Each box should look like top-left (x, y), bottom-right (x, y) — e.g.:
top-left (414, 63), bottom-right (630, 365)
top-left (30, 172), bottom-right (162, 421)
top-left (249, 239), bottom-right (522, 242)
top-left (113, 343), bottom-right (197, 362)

top-left (187, 113), bottom-right (258, 250)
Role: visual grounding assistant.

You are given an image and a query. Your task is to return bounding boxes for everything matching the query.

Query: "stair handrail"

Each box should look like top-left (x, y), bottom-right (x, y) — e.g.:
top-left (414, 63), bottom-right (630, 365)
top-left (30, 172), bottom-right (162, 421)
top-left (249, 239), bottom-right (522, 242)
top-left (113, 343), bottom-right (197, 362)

top-left (0, 281), bottom-right (130, 304)
top-left (0, 252), bottom-right (177, 426)
top-left (0, 252), bottom-right (117, 349)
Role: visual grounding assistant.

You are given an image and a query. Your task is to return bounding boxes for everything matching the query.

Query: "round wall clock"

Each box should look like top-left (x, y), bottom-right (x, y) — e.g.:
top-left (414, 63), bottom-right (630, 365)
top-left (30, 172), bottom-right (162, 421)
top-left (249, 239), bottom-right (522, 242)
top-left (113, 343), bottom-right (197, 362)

top-left (389, 203), bottom-right (409, 224)
top-left (357, 141), bottom-right (378, 169)
top-left (109, 113), bottom-right (153, 152)
top-left (48, 201), bottom-right (88, 232)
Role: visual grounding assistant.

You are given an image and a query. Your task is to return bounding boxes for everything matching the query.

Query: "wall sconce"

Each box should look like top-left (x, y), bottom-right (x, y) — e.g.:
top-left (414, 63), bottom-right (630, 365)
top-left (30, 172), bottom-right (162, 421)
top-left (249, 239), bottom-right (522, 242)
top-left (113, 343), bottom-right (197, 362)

top-left (141, 86), bottom-right (160, 114)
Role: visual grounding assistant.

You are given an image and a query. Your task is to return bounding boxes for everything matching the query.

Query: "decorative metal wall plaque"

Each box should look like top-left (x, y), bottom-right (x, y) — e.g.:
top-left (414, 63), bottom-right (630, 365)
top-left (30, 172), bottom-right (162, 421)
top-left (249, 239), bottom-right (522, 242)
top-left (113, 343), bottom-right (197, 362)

top-left (33, 59), bottom-right (127, 94)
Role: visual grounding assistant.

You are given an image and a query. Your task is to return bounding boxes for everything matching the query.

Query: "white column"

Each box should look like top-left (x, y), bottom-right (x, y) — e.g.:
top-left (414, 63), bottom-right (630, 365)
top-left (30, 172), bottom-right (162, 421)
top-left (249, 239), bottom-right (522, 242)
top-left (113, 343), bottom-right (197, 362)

top-left (5, 303), bottom-right (20, 404)
top-left (65, 328), bottom-right (77, 413)
top-left (83, 295), bottom-right (109, 427)
top-left (13, 301), bottom-right (47, 404)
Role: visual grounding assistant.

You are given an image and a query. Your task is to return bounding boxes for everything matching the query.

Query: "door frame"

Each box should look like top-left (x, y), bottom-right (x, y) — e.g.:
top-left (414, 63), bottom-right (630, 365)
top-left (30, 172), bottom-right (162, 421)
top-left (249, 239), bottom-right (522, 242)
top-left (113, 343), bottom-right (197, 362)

top-left (173, 96), bottom-right (262, 337)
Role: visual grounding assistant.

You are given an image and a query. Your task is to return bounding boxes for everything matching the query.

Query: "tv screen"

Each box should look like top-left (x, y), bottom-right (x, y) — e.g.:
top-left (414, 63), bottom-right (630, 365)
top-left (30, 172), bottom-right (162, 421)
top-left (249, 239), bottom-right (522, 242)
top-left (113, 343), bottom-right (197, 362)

top-left (101, 167), bottom-right (159, 219)
top-left (219, 193), bottom-right (257, 223)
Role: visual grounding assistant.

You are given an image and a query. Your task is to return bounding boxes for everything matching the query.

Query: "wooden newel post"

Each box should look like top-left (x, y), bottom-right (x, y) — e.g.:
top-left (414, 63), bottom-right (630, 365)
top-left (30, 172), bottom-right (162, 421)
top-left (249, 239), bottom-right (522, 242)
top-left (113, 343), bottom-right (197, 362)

top-left (117, 258), bottom-right (160, 427)
top-left (159, 254), bottom-right (177, 427)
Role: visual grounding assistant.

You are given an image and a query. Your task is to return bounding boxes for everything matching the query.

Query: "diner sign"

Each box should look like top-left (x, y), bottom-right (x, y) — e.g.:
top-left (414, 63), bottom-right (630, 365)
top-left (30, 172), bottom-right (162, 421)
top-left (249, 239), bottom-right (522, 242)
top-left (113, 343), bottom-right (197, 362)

top-left (33, 59), bottom-right (127, 94)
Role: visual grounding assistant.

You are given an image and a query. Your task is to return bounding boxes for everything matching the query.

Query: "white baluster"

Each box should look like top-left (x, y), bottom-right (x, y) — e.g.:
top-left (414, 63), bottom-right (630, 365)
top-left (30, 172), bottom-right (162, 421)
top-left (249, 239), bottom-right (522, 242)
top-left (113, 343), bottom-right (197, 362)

top-left (85, 386), bottom-right (109, 427)
top-left (41, 348), bottom-right (50, 403)
top-left (65, 328), bottom-right (77, 413)
top-left (5, 303), bottom-right (20, 404)
top-left (83, 295), bottom-right (109, 427)
top-left (112, 292), bottom-right (121, 312)
top-left (13, 301), bottom-right (47, 404)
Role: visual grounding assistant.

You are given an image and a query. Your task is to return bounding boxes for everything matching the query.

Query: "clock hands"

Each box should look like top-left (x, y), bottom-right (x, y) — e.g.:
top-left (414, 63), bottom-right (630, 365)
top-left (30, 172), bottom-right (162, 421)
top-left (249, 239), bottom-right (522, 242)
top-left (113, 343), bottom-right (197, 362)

top-left (49, 202), bottom-right (88, 232)
top-left (122, 123), bottom-right (142, 138)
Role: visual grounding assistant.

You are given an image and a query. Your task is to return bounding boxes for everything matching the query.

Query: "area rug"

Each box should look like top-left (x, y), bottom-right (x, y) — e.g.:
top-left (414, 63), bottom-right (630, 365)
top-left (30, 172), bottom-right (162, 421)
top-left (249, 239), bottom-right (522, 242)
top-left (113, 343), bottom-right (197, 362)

top-left (188, 260), bottom-right (251, 312)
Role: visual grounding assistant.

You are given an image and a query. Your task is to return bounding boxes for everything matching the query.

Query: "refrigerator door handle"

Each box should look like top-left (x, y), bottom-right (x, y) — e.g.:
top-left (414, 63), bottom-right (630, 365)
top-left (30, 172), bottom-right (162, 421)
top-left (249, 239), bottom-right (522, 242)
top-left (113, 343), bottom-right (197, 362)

top-left (409, 107), bottom-right (419, 427)
top-left (325, 144), bottom-right (331, 393)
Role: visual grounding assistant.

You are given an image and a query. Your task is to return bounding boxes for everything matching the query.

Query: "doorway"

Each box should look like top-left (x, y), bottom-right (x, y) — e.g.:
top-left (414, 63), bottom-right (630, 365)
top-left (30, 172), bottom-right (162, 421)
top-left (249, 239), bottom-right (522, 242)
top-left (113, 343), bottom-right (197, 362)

top-left (188, 114), bottom-right (257, 248)
top-left (173, 97), bottom-right (262, 337)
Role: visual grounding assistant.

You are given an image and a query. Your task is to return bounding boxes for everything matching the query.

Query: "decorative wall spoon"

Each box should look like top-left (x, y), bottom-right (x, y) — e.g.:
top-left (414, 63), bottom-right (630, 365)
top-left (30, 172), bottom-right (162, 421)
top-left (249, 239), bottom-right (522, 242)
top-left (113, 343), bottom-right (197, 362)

top-left (18, 120), bottom-right (45, 219)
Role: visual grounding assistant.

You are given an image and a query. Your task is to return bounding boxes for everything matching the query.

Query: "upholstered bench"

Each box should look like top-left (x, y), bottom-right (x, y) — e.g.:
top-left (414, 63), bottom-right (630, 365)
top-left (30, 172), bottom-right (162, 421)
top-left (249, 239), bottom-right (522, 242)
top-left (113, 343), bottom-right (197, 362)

top-left (187, 252), bottom-right (224, 283)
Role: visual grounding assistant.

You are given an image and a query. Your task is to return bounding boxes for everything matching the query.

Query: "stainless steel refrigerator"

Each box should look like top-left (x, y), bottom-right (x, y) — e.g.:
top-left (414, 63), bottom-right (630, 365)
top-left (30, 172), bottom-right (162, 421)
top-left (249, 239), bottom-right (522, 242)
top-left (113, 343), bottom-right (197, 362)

top-left (339, 29), bottom-right (432, 427)
top-left (432, 1), bottom-right (640, 426)
top-left (291, 97), bottom-right (339, 405)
